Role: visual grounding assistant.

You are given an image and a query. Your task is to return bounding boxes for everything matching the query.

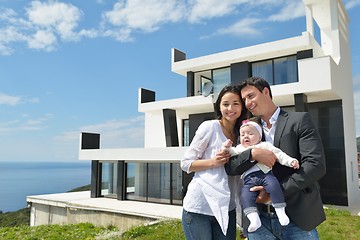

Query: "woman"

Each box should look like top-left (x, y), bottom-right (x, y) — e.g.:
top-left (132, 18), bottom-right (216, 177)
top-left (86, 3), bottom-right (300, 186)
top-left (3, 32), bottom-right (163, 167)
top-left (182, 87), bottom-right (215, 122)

top-left (181, 85), bottom-right (248, 239)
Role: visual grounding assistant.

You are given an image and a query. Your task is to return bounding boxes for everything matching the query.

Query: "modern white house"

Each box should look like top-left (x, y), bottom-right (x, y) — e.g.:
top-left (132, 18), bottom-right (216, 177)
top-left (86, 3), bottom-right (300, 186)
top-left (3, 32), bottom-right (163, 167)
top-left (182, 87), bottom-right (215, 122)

top-left (79, 0), bottom-right (360, 212)
top-left (27, 0), bottom-right (360, 229)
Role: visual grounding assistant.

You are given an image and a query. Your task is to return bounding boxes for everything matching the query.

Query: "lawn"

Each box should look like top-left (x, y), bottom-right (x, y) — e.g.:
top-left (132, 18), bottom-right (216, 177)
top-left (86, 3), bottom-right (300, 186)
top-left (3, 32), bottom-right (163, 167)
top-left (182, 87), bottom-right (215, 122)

top-left (0, 207), bottom-right (359, 239)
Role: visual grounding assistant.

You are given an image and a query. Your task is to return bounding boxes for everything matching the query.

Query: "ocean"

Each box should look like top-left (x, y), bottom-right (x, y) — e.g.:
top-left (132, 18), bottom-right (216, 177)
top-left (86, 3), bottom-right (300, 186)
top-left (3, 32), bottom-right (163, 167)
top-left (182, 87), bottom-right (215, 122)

top-left (0, 161), bottom-right (91, 213)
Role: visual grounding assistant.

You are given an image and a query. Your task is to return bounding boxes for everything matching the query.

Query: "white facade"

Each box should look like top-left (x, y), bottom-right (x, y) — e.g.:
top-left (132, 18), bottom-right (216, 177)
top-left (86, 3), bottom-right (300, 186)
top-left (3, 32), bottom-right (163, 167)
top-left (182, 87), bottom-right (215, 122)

top-left (78, 0), bottom-right (360, 214)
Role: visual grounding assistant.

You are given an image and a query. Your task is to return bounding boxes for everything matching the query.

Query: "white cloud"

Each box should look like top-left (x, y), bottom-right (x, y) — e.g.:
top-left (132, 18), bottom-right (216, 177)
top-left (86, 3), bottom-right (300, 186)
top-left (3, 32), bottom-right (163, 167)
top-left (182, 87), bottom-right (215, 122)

top-left (26, 1), bottom-right (83, 41)
top-left (0, 113), bottom-right (52, 134)
top-left (100, 0), bottom-right (290, 41)
top-left (268, 1), bottom-right (305, 22)
top-left (187, 0), bottom-right (242, 23)
top-left (0, 93), bottom-right (39, 106)
top-left (0, 93), bottom-right (22, 106)
top-left (78, 29), bottom-right (98, 38)
top-left (186, 0), bottom-right (286, 23)
top-left (0, 26), bottom-right (27, 55)
top-left (213, 18), bottom-right (261, 37)
top-left (344, 0), bottom-right (360, 9)
top-left (0, 7), bottom-right (17, 21)
top-left (0, 1), bottom-right (95, 55)
top-left (102, 28), bottom-right (133, 42)
top-left (195, 0), bottom-right (303, 40)
top-left (101, 0), bottom-right (184, 40)
top-left (27, 29), bottom-right (57, 51)
top-left (0, 0), bottom-right (359, 53)
top-left (55, 115), bottom-right (145, 148)
top-left (24, 114), bottom-right (53, 127)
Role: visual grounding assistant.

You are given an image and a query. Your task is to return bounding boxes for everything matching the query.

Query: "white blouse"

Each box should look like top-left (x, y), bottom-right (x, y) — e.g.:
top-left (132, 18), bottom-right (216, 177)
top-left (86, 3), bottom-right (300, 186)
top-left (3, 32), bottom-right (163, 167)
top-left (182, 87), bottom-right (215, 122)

top-left (181, 120), bottom-right (238, 235)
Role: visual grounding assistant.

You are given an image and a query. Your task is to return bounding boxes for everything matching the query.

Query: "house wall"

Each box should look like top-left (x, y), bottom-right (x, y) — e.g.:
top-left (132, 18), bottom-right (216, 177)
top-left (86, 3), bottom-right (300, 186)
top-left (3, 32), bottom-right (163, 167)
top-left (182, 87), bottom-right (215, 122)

top-left (144, 112), bottom-right (166, 147)
top-left (30, 202), bottom-right (157, 230)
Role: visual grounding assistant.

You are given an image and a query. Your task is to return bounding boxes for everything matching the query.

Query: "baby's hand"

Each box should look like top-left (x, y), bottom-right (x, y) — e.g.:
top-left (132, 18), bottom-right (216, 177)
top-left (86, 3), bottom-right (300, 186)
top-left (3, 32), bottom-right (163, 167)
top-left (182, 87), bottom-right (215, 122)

top-left (225, 139), bottom-right (233, 147)
top-left (291, 159), bottom-right (299, 169)
top-left (222, 139), bottom-right (232, 153)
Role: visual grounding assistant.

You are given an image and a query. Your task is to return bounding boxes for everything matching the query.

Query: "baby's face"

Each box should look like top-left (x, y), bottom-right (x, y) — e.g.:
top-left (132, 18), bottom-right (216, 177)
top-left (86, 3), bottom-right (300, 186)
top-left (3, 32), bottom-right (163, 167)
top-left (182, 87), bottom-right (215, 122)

top-left (240, 125), bottom-right (261, 147)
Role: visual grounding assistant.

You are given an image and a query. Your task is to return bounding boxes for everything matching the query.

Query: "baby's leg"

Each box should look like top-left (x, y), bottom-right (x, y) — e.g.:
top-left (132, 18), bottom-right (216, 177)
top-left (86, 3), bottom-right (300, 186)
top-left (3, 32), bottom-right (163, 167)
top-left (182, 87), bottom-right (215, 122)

top-left (262, 173), bottom-right (290, 226)
top-left (274, 207), bottom-right (289, 226)
top-left (241, 175), bottom-right (262, 232)
top-left (247, 212), bottom-right (261, 232)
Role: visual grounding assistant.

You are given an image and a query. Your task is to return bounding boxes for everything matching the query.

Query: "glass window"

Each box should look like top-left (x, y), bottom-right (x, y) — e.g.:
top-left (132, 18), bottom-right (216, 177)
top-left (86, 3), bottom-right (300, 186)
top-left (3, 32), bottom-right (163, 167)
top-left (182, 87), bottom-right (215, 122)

top-left (213, 68), bottom-right (230, 96)
top-left (172, 163), bottom-right (183, 205)
top-left (194, 70), bottom-right (211, 96)
top-left (126, 163), bottom-right (147, 201)
top-left (252, 55), bottom-right (298, 85)
top-left (101, 162), bottom-right (117, 197)
top-left (274, 56), bottom-right (297, 84)
top-left (183, 119), bottom-right (189, 147)
top-left (148, 163), bottom-right (171, 204)
top-left (252, 60), bottom-right (273, 85)
top-left (201, 76), bottom-right (213, 96)
top-left (125, 162), bottom-right (182, 205)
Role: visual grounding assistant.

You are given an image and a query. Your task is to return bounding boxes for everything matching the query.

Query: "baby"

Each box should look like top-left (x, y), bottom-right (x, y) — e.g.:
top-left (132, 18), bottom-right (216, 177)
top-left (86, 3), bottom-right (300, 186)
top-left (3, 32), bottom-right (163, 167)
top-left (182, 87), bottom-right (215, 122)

top-left (223, 118), bottom-right (299, 232)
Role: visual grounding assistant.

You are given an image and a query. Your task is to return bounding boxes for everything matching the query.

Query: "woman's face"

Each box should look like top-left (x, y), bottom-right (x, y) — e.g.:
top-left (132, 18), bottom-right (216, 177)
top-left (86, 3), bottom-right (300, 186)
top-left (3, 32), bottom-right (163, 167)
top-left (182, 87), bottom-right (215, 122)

top-left (219, 92), bottom-right (242, 122)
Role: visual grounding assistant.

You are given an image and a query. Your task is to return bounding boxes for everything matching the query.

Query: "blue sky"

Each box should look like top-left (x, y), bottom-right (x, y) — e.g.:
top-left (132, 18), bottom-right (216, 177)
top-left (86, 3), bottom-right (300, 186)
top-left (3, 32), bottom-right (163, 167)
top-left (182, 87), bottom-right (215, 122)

top-left (0, 0), bottom-right (359, 162)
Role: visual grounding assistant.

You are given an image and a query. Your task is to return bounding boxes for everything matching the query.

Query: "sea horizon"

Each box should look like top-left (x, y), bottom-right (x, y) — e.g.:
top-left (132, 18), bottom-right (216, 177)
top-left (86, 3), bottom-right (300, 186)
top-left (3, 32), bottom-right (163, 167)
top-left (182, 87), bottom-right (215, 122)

top-left (0, 161), bottom-right (91, 213)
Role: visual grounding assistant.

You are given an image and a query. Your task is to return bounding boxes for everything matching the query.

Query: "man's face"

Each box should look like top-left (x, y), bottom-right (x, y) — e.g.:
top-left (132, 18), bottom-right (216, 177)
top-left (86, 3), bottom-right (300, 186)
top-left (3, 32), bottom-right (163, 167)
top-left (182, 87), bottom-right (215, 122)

top-left (241, 85), bottom-right (269, 117)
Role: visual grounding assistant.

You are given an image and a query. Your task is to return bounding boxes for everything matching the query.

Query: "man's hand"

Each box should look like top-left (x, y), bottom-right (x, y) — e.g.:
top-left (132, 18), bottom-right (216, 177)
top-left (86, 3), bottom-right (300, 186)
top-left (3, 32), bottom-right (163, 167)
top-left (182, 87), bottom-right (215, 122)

top-left (250, 186), bottom-right (271, 204)
top-left (251, 148), bottom-right (276, 168)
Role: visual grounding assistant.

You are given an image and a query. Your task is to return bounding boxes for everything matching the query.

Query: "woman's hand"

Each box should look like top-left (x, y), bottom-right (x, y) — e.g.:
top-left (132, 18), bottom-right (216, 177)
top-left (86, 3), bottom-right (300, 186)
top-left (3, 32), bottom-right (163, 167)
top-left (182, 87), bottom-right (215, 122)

top-left (189, 149), bottom-right (231, 172)
top-left (212, 149), bottom-right (231, 167)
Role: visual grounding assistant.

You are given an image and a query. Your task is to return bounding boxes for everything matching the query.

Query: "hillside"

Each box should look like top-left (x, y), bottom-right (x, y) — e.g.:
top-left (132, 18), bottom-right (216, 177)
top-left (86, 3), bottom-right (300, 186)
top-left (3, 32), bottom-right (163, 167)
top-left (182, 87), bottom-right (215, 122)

top-left (0, 185), bottom-right (91, 227)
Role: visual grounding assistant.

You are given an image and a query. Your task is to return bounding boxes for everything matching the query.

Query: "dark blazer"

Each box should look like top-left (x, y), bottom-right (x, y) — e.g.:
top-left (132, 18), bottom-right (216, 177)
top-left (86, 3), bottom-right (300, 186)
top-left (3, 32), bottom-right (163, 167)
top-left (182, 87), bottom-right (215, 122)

top-left (225, 109), bottom-right (326, 231)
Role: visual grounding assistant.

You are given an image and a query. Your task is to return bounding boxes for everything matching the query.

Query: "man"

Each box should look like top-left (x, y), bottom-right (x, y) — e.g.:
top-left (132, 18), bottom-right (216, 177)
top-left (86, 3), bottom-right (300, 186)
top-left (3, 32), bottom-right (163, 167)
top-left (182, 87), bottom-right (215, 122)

top-left (225, 77), bottom-right (326, 239)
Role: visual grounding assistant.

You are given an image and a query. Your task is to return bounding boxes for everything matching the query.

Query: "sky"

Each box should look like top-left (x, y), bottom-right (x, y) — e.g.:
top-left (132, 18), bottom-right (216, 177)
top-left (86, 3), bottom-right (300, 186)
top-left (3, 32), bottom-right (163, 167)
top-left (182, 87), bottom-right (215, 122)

top-left (0, 0), bottom-right (359, 162)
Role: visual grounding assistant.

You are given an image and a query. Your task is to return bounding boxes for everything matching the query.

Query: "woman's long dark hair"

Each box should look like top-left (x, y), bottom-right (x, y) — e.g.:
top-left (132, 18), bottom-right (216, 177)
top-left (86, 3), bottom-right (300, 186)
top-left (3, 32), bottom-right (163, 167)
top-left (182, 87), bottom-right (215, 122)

top-left (214, 84), bottom-right (249, 137)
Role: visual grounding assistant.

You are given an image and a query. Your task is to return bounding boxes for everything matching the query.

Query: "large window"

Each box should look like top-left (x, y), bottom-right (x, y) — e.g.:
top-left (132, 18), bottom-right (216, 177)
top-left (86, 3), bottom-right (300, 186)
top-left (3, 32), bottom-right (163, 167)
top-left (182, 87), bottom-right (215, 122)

top-left (213, 68), bottom-right (230, 96)
top-left (126, 162), bottom-right (182, 205)
top-left (101, 162), bottom-right (118, 198)
top-left (194, 68), bottom-right (230, 97)
top-left (126, 162), bottom-right (146, 201)
top-left (274, 56), bottom-right (297, 84)
top-left (252, 55), bottom-right (297, 85)
top-left (252, 59), bottom-right (273, 84)
top-left (148, 163), bottom-right (171, 203)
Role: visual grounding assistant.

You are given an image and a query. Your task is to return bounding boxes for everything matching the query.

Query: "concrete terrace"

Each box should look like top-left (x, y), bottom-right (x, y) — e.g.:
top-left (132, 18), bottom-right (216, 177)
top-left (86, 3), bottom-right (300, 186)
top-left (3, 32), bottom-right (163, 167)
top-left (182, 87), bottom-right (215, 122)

top-left (27, 191), bottom-right (182, 230)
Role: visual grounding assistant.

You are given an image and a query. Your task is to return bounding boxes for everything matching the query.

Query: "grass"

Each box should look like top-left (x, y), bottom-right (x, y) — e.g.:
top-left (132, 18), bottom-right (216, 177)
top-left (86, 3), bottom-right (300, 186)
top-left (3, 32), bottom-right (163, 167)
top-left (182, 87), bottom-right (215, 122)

top-left (0, 208), bottom-right (30, 227)
top-left (0, 207), bottom-right (359, 239)
top-left (0, 222), bottom-right (117, 240)
top-left (317, 207), bottom-right (360, 240)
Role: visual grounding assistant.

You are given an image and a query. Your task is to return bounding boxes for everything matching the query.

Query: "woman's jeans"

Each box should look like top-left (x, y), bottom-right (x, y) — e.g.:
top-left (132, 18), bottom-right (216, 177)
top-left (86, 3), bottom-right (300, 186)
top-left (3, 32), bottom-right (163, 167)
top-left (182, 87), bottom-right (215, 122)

top-left (182, 209), bottom-right (236, 240)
